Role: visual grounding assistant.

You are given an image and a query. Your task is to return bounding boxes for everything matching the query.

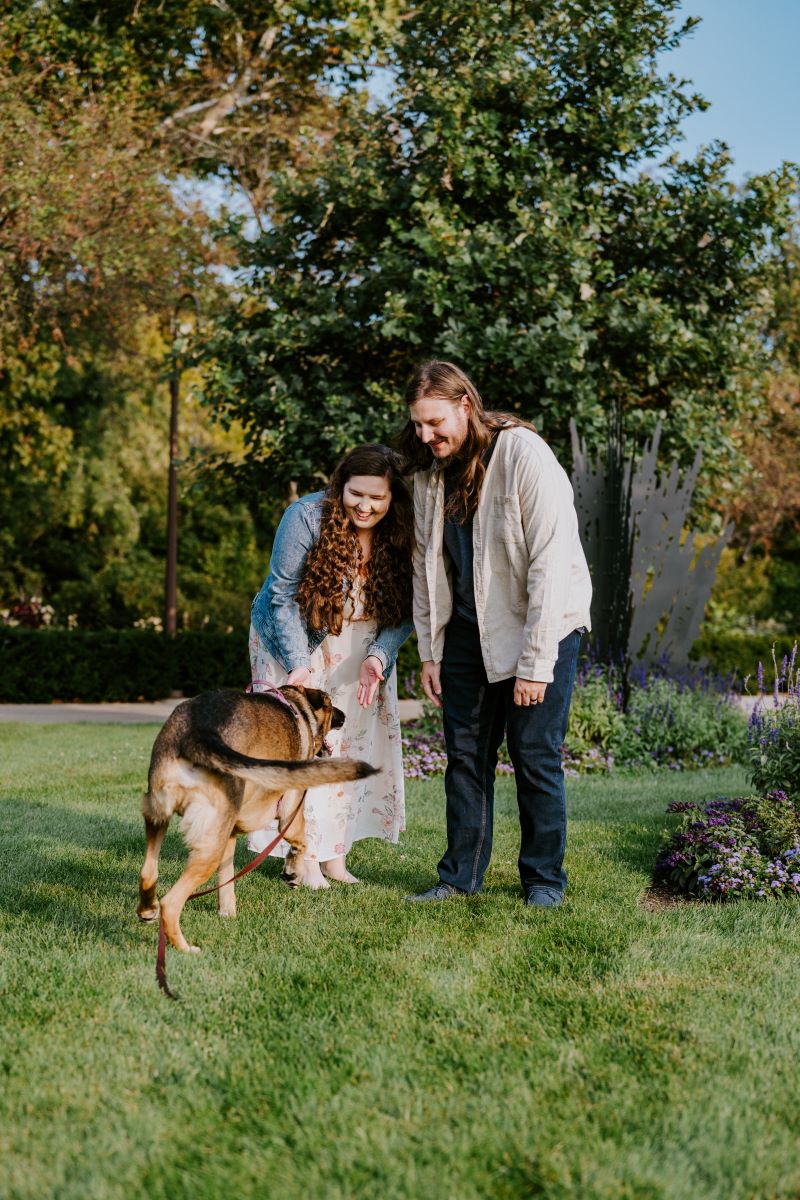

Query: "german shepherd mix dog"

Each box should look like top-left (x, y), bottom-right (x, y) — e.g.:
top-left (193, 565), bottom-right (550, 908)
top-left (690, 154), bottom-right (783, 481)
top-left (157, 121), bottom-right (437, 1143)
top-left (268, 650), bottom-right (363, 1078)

top-left (137, 687), bottom-right (379, 952)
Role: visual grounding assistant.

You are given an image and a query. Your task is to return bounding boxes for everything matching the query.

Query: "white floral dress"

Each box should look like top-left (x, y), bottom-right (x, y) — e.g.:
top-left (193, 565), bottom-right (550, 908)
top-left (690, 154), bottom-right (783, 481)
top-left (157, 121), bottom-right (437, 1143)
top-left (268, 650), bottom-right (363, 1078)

top-left (247, 585), bottom-right (405, 862)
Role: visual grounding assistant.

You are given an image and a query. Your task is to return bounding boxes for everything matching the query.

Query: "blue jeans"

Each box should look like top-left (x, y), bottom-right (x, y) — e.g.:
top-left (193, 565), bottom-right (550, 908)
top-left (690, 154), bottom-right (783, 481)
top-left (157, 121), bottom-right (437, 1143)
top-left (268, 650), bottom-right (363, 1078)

top-left (437, 617), bottom-right (582, 895)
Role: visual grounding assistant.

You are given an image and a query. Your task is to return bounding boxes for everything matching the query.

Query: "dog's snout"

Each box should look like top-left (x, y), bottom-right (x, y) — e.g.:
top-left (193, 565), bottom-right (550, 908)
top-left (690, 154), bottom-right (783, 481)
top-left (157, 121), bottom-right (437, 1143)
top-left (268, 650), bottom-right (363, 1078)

top-left (331, 706), bottom-right (346, 729)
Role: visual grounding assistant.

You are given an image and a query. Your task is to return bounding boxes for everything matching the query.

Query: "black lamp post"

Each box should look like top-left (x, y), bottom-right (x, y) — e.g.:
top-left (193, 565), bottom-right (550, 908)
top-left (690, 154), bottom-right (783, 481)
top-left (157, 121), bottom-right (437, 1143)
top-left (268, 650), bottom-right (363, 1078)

top-left (164, 293), bottom-right (199, 639)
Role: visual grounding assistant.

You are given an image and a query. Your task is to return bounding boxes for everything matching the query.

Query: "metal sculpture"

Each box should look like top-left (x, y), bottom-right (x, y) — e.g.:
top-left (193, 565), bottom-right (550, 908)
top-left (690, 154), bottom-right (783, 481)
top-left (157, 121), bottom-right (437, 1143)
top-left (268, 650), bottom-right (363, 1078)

top-left (570, 408), bottom-right (733, 678)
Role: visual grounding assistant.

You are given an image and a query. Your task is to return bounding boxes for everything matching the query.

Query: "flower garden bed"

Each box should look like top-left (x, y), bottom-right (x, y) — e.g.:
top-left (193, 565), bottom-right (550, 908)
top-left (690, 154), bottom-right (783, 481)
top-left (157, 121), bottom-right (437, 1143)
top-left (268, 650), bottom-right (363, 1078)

top-left (654, 644), bottom-right (799, 902)
top-left (654, 792), bottom-right (800, 899)
top-left (401, 657), bottom-right (749, 781)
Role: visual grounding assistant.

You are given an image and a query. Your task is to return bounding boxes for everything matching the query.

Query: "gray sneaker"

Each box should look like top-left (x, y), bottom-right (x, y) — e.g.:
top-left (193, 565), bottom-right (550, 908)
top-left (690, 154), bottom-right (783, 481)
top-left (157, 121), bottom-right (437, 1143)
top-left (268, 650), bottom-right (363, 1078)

top-left (403, 882), bottom-right (465, 902)
top-left (524, 886), bottom-right (563, 908)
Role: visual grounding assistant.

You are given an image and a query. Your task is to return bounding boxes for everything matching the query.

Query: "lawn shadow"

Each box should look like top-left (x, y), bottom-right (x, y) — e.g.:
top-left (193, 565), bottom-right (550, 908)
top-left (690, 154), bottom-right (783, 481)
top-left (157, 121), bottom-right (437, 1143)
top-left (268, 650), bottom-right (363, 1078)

top-left (592, 822), bottom-right (664, 877)
top-left (0, 795), bottom-right (285, 947)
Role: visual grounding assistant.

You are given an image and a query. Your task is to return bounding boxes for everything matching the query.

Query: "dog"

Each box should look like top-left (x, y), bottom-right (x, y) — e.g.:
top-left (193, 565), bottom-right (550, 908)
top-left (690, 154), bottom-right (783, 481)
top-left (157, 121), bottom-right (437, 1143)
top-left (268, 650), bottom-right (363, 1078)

top-left (136, 686), bottom-right (379, 952)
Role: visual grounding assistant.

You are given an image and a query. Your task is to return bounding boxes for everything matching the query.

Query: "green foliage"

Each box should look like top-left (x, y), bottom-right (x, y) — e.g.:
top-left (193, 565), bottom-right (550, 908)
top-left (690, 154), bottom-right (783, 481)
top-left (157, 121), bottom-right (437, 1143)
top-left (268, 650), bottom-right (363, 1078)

top-left (402, 656), bottom-right (747, 778)
top-left (691, 630), bottom-right (800, 683)
top-left (753, 789), bottom-right (800, 858)
top-left (204, 0), bottom-right (798, 505)
top-left (0, 58), bottom-right (198, 364)
top-left (654, 780), bottom-right (800, 901)
top-left (0, 39), bottom-right (260, 629)
top-left (749, 685), bottom-right (800, 803)
top-left (2, 0), bottom-right (402, 205)
top-left (0, 313), bottom-right (266, 630)
top-left (395, 632), bottom-right (422, 695)
top-left (616, 675), bottom-right (748, 769)
top-left (706, 224), bottom-right (800, 641)
top-left (703, 547), bottom-right (776, 633)
top-left (566, 674), bottom-right (626, 757)
top-left (654, 791), bottom-right (800, 901)
top-left (0, 630), bottom-right (250, 702)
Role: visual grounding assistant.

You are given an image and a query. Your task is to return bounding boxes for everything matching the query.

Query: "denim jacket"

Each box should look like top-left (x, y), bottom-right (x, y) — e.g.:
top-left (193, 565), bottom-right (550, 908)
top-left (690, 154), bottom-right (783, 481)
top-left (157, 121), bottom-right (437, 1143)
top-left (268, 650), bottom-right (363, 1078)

top-left (250, 492), bottom-right (413, 679)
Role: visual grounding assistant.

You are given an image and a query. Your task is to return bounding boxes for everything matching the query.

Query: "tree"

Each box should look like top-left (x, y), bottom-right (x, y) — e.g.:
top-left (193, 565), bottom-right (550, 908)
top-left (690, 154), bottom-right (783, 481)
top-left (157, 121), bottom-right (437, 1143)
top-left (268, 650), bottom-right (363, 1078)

top-left (2, 1), bottom-right (402, 220)
top-left (0, 315), bottom-right (266, 630)
top-left (203, 0), bottom-right (797, 509)
top-left (0, 16), bottom-right (289, 626)
top-left (0, 3), bottom-right (402, 624)
top-left (0, 73), bottom-right (199, 362)
top-left (706, 223), bottom-right (800, 632)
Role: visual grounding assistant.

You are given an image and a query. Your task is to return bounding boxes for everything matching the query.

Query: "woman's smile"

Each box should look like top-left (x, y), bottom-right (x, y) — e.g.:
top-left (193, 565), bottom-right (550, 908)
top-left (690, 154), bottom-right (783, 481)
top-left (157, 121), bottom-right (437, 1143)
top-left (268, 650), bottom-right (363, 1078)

top-left (342, 475), bottom-right (392, 529)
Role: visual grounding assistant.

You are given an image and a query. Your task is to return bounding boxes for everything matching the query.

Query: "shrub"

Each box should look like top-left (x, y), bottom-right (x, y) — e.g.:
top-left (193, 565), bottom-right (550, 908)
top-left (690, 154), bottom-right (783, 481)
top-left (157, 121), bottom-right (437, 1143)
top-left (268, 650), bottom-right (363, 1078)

top-left (0, 629), bottom-right (249, 702)
top-left (400, 659), bottom-right (747, 780)
top-left (654, 793), bottom-right (800, 900)
top-left (397, 634), bottom-right (423, 697)
top-left (748, 644), bottom-right (800, 800)
top-left (753, 789), bottom-right (800, 858)
top-left (615, 674), bottom-right (748, 770)
top-left (691, 630), bottom-right (800, 682)
top-left (567, 666), bottom-right (626, 760)
top-left (564, 659), bottom-right (747, 773)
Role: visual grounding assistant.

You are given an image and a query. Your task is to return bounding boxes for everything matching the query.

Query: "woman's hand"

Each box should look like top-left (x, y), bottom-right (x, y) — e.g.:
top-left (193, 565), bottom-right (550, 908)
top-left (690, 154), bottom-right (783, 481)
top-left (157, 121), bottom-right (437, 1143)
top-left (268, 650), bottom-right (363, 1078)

top-left (421, 660), bottom-right (443, 708)
top-left (357, 656), bottom-right (385, 707)
top-left (286, 667), bottom-right (312, 688)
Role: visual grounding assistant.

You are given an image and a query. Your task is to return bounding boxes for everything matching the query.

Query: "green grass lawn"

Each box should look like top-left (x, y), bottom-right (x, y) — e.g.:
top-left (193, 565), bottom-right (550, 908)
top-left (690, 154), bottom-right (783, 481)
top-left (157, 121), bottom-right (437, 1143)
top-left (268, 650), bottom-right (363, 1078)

top-left (1, 723), bottom-right (799, 1200)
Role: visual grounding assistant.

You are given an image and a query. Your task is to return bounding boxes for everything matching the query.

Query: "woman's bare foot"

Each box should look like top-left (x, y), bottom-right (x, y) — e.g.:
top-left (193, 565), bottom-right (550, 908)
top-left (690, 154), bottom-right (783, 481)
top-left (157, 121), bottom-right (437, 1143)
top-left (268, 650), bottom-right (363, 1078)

top-left (321, 856), bottom-right (362, 884)
top-left (293, 858), bottom-right (330, 890)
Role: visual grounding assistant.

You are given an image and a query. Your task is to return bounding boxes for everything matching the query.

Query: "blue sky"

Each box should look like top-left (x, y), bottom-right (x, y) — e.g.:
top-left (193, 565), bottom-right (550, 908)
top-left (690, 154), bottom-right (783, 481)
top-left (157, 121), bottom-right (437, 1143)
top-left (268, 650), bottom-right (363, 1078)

top-left (664, 0), bottom-right (800, 179)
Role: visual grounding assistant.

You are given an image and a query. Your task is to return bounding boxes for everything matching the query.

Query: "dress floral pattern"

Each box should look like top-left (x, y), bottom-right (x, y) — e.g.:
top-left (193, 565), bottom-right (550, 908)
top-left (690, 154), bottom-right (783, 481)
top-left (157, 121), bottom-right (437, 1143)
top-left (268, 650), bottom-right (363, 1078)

top-left (247, 590), bottom-right (405, 862)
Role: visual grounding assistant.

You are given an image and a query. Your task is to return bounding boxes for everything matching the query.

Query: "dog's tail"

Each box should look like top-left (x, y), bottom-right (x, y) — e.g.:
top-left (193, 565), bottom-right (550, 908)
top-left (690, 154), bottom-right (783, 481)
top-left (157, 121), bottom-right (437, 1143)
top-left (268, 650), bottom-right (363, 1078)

top-left (182, 729), bottom-right (380, 790)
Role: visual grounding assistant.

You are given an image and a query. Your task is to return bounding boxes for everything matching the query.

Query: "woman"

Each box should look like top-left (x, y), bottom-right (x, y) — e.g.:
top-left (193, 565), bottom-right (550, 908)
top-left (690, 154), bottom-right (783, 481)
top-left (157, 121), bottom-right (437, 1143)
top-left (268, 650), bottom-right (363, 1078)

top-left (248, 444), bottom-right (414, 887)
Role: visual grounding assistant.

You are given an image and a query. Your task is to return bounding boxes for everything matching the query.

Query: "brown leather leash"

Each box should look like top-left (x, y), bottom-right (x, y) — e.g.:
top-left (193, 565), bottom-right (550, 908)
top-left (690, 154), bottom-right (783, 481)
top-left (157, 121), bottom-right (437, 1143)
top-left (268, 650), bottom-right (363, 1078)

top-left (156, 790), bottom-right (305, 1000)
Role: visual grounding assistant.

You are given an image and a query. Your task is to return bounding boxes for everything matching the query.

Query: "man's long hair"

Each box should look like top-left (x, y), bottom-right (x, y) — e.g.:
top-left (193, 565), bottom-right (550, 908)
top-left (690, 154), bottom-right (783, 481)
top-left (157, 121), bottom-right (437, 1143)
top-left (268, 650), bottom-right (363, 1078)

top-left (398, 360), bottom-right (535, 522)
top-left (296, 444), bottom-right (413, 635)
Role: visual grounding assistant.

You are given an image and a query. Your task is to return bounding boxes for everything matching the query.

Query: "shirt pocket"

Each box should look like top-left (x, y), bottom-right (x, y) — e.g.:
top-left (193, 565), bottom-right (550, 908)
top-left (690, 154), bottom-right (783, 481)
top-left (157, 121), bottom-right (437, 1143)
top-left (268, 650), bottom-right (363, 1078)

top-left (491, 494), bottom-right (525, 543)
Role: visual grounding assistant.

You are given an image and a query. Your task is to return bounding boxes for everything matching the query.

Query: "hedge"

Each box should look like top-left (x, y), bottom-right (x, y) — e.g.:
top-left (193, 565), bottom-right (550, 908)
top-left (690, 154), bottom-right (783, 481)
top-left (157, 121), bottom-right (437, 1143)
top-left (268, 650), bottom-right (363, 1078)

top-left (0, 630), bottom-right (251, 703)
top-left (1, 627), bottom-right (795, 704)
top-left (690, 630), bottom-right (799, 685)
top-left (0, 629), bottom-right (425, 703)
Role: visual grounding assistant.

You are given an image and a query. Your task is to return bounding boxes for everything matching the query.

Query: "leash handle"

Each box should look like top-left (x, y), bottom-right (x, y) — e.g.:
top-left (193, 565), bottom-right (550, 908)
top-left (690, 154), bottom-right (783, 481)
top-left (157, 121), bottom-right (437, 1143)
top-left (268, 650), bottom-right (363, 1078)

top-left (156, 793), bottom-right (305, 999)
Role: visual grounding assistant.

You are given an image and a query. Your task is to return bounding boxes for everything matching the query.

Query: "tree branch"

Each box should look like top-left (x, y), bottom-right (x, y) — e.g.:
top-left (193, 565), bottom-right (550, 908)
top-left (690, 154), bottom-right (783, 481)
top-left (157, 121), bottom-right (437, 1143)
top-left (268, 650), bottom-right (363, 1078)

top-left (160, 26), bottom-right (281, 139)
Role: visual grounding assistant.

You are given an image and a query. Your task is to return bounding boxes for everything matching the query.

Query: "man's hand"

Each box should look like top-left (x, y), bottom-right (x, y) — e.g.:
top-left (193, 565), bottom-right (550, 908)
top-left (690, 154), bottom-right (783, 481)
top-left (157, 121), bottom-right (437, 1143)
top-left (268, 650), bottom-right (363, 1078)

top-left (421, 660), bottom-right (443, 708)
top-left (514, 677), bottom-right (547, 707)
top-left (357, 656), bottom-right (385, 708)
top-left (286, 667), bottom-right (312, 688)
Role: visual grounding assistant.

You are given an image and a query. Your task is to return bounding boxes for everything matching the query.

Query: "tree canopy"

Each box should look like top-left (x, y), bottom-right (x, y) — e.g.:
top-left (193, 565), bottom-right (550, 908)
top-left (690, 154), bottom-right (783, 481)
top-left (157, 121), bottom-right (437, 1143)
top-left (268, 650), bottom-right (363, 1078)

top-left (204, 0), bottom-right (798, 509)
top-left (1, 0), bottom-right (798, 630)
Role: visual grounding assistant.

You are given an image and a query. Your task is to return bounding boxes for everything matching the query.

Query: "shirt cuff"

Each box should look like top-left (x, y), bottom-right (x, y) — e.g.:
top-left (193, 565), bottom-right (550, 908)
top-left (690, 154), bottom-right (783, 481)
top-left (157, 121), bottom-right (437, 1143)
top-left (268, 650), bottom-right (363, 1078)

top-left (366, 646), bottom-right (388, 672)
top-left (516, 658), bottom-right (555, 684)
top-left (286, 655), bottom-right (312, 672)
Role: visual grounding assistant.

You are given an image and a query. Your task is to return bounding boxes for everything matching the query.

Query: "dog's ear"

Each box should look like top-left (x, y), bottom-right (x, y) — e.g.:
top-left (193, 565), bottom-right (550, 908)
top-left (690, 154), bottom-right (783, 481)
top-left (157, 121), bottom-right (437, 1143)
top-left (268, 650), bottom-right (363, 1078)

top-left (303, 688), bottom-right (339, 735)
top-left (300, 687), bottom-right (327, 713)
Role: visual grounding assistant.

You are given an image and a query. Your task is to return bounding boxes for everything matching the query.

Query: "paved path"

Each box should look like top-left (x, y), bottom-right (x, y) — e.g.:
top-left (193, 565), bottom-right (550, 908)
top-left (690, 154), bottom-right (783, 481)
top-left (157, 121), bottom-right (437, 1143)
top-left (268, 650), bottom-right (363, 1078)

top-left (0, 698), bottom-right (425, 725)
top-left (1, 695), bottom-right (782, 726)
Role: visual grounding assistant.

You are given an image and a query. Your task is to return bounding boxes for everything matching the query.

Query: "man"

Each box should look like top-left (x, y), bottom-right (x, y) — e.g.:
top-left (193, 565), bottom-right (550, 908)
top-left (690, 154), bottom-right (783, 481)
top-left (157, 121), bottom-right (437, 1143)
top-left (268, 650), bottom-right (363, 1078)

top-left (400, 360), bottom-right (592, 907)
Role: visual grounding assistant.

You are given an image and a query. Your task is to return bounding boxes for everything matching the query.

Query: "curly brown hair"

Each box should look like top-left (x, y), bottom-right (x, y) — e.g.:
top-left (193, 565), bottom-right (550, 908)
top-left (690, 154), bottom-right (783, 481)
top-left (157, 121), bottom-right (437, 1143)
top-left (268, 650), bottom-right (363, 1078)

top-left (398, 360), bottom-right (536, 522)
top-left (296, 444), bottom-right (414, 636)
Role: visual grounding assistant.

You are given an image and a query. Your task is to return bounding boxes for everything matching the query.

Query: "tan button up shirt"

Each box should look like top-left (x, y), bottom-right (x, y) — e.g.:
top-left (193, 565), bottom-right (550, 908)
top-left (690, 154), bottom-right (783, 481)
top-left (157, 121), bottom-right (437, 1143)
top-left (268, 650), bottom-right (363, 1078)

top-left (413, 426), bottom-right (592, 683)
